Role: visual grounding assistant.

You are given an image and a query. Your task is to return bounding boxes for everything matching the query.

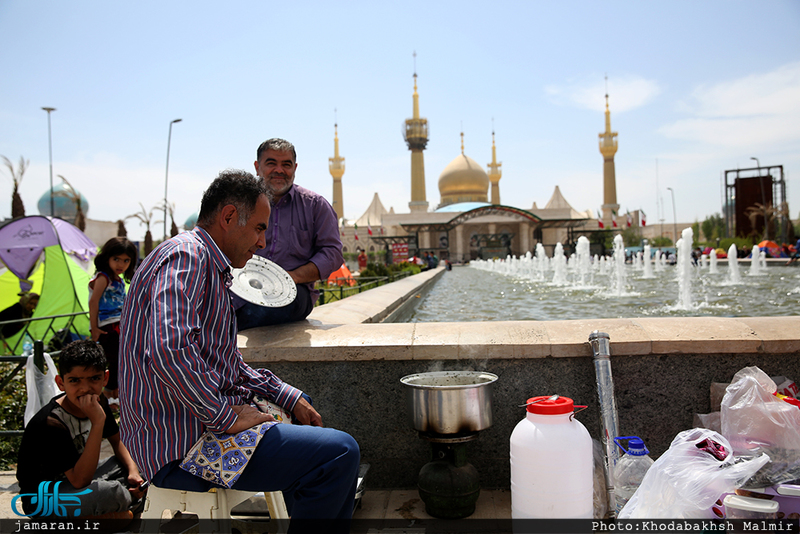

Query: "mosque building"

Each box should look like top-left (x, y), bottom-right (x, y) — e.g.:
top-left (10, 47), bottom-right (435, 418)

top-left (337, 69), bottom-right (611, 263)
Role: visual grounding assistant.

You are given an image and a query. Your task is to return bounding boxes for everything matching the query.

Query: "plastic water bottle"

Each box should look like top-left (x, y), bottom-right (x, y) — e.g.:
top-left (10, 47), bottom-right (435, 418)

top-left (510, 395), bottom-right (593, 518)
top-left (614, 436), bottom-right (654, 514)
top-left (22, 334), bottom-right (34, 357)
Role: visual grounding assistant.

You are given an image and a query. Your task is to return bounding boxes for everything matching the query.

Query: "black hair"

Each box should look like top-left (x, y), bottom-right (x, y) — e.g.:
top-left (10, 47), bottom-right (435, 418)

top-left (256, 138), bottom-right (296, 162)
top-left (196, 169), bottom-right (269, 228)
top-left (94, 237), bottom-right (138, 282)
top-left (58, 339), bottom-right (107, 376)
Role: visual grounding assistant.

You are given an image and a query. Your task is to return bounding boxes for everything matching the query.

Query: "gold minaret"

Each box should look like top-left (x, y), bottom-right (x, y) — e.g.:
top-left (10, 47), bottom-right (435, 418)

top-left (487, 130), bottom-right (502, 205)
top-left (599, 82), bottom-right (619, 226)
top-left (328, 121), bottom-right (345, 220)
top-left (404, 54), bottom-right (429, 212)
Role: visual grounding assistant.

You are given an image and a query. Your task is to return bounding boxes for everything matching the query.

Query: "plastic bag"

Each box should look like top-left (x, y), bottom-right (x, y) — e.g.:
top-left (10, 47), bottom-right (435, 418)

top-left (721, 366), bottom-right (800, 486)
top-left (619, 428), bottom-right (769, 519)
top-left (24, 353), bottom-right (59, 426)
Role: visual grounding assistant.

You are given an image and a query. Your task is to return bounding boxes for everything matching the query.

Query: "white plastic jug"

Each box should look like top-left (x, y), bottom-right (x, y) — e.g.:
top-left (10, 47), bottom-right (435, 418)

top-left (510, 395), bottom-right (593, 518)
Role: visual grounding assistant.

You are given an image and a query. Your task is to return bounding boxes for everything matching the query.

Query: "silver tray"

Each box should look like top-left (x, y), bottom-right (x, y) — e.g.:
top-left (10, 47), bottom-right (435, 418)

top-left (230, 256), bottom-right (297, 308)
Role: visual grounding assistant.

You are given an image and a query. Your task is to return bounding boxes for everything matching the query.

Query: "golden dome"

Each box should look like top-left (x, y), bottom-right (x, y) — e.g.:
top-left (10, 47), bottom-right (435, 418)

top-left (438, 154), bottom-right (489, 207)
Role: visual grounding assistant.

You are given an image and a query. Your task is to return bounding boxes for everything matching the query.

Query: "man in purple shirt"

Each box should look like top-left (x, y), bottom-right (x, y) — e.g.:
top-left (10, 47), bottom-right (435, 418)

top-left (234, 138), bottom-right (343, 329)
top-left (120, 171), bottom-right (359, 532)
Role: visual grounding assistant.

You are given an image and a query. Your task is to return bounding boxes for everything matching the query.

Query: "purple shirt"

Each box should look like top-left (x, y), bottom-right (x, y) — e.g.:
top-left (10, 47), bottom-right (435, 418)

top-left (119, 227), bottom-right (303, 480)
top-left (233, 183), bottom-right (343, 308)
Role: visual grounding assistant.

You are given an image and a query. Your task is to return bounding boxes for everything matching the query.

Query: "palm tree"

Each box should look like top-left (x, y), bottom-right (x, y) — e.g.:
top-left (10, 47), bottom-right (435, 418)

top-left (157, 200), bottom-right (180, 238)
top-left (2, 155), bottom-right (29, 219)
top-left (744, 203), bottom-right (777, 241)
top-left (56, 175), bottom-right (86, 230)
top-left (126, 203), bottom-right (156, 255)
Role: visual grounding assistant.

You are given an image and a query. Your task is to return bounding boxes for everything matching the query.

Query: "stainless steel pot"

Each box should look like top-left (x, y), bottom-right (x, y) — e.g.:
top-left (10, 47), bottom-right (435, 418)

top-left (400, 370), bottom-right (498, 434)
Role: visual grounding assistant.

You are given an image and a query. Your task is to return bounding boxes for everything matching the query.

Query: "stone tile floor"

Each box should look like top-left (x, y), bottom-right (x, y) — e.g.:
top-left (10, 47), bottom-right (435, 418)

top-left (0, 468), bottom-right (512, 525)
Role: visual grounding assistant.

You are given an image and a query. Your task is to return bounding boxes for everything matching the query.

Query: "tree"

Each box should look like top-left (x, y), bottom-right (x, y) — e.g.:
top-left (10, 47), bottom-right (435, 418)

top-left (157, 200), bottom-right (180, 238)
top-left (744, 203), bottom-right (777, 241)
top-left (621, 227), bottom-right (641, 247)
top-left (56, 175), bottom-right (86, 230)
top-left (126, 203), bottom-right (157, 255)
top-left (117, 219), bottom-right (127, 237)
top-left (2, 155), bottom-right (29, 219)
top-left (701, 213), bottom-right (725, 243)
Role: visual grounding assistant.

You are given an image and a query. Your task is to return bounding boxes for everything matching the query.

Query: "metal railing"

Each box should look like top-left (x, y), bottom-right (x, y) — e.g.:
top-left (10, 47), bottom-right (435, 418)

top-left (0, 312), bottom-right (88, 437)
top-left (317, 270), bottom-right (413, 305)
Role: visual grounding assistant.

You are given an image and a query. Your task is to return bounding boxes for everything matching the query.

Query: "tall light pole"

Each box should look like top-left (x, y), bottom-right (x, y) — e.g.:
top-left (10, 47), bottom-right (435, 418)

top-left (164, 118), bottom-right (182, 240)
top-left (667, 187), bottom-right (677, 243)
top-left (42, 107), bottom-right (56, 217)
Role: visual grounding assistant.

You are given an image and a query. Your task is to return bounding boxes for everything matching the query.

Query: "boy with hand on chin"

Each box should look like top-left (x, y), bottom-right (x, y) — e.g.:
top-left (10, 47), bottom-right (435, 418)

top-left (16, 339), bottom-right (144, 521)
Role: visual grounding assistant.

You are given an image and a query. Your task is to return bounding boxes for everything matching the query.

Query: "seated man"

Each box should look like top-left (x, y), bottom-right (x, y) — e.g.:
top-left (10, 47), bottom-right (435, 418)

top-left (0, 292), bottom-right (39, 340)
top-left (119, 170), bottom-right (359, 533)
top-left (234, 138), bottom-right (343, 329)
top-left (16, 339), bottom-right (144, 524)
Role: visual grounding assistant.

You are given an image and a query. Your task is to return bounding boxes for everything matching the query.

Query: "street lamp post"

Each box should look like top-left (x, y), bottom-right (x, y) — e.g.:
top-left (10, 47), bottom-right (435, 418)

top-left (164, 118), bottom-right (182, 240)
top-left (42, 107), bottom-right (56, 217)
top-left (667, 187), bottom-right (677, 243)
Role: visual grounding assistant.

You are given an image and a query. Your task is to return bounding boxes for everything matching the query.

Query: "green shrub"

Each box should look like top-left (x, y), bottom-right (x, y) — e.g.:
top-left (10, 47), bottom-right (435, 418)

top-left (0, 363), bottom-right (26, 470)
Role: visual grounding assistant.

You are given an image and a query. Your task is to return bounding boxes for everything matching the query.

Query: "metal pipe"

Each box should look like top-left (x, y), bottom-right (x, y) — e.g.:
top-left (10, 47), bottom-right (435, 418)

top-left (589, 330), bottom-right (620, 516)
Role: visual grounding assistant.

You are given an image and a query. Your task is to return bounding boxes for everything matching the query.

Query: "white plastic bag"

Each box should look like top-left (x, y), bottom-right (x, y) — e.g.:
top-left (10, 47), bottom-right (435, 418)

top-left (619, 428), bottom-right (769, 519)
top-left (721, 366), bottom-right (800, 486)
top-left (24, 353), bottom-right (59, 426)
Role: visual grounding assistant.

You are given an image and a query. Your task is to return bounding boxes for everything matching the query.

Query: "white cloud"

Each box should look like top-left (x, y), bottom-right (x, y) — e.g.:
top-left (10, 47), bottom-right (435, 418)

top-left (544, 75), bottom-right (662, 113)
top-left (660, 62), bottom-right (800, 147)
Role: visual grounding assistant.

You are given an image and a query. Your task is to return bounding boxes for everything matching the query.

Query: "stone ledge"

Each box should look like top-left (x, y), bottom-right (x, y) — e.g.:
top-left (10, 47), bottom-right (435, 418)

top-left (241, 316), bottom-right (800, 364)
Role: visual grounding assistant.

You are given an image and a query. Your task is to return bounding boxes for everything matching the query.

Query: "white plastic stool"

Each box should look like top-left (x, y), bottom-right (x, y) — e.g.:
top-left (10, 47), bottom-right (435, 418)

top-left (142, 484), bottom-right (289, 533)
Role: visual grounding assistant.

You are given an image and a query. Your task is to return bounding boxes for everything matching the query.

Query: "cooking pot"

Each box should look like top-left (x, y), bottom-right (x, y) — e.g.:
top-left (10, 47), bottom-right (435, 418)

top-left (400, 370), bottom-right (498, 434)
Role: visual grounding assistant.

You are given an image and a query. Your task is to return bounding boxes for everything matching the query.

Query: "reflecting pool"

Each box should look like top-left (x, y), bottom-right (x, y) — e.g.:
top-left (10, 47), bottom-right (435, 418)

top-left (409, 263), bottom-right (800, 322)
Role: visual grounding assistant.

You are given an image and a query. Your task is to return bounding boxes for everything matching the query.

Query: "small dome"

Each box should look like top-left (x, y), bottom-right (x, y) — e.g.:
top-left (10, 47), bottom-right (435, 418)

top-left (184, 212), bottom-right (198, 230)
top-left (438, 154), bottom-right (489, 208)
top-left (37, 183), bottom-right (89, 225)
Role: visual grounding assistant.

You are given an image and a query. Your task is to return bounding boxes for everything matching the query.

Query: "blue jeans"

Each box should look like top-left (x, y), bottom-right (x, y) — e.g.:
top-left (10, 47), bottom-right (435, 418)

top-left (152, 424), bottom-right (360, 533)
top-left (236, 283), bottom-right (314, 330)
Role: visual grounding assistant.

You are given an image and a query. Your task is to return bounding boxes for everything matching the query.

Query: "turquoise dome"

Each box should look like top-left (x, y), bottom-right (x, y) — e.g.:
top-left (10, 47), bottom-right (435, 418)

top-left (37, 183), bottom-right (89, 225)
top-left (184, 212), bottom-right (198, 230)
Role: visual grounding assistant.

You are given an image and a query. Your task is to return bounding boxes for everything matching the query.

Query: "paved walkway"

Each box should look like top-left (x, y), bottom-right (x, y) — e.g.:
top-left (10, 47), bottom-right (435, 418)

top-left (1, 470), bottom-right (512, 522)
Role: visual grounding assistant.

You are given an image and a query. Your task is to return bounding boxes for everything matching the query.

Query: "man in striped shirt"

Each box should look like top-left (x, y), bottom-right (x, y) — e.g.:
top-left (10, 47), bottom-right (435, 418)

top-left (119, 170), bottom-right (359, 532)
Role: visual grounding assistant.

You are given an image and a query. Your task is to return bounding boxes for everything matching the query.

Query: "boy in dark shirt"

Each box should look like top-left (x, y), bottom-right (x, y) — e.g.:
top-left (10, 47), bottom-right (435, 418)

top-left (15, 339), bottom-right (144, 519)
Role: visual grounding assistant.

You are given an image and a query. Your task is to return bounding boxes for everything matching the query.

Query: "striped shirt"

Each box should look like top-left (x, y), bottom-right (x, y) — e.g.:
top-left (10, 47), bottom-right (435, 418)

top-left (118, 227), bottom-right (302, 481)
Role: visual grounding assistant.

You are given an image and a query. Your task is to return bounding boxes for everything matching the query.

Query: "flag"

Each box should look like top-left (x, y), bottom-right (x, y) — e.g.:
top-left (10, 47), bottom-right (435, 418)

top-left (597, 207), bottom-right (604, 229)
top-left (640, 209), bottom-right (647, 227)
top-left (612, 209), bottom-right (618, 228)
top-left (380, 225), bottom-right (385, 235)
top-left (367, 219), bottom-right (373, 236)
top-left (354, 223), bottom-right (359, 240)
top-left (626, 212), bottom-right (632, 228)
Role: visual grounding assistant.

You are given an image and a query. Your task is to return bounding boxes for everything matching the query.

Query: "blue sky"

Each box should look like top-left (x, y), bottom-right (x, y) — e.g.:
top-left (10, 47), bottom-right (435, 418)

top-left (1, 1), bottom-right (799, 242)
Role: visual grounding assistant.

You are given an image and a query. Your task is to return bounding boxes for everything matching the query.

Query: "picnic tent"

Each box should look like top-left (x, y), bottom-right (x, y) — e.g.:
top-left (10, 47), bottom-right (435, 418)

top-left (0, 216), bottom-right (96, 353)
top-left (757, 240), bottom-right (782, 258)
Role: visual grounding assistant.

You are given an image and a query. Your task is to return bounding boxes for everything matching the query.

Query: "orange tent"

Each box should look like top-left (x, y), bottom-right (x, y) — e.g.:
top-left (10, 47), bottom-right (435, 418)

top-left (757, 240), bottom-right (781, 257)
top-left (328, 263), bottom-right (356, 287)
